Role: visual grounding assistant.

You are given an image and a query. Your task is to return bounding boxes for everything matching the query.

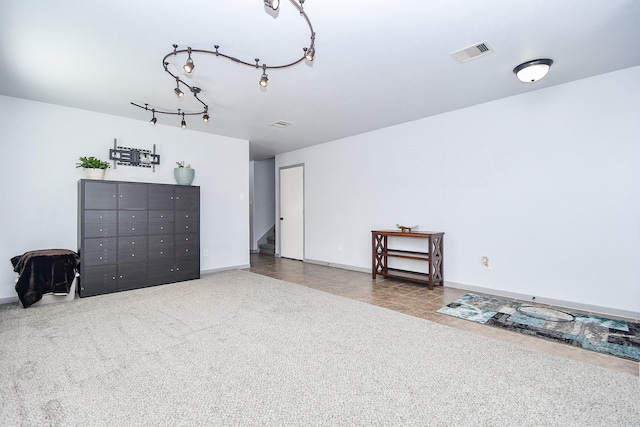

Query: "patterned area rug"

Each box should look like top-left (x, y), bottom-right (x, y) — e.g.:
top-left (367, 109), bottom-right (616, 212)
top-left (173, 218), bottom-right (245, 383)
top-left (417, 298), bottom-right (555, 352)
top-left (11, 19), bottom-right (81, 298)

top-left (437, 293), bottom-right (640, 362)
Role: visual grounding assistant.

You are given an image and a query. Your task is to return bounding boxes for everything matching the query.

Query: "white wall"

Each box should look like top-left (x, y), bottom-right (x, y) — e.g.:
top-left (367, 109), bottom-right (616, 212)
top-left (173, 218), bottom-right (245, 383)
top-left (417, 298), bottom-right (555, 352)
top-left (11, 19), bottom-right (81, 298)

top-left (0, 95), bottom-right (250, 301)
top-left (276, 66), bottom-right (640, 315)
top-left (249, 158), bottom-right (276, 251)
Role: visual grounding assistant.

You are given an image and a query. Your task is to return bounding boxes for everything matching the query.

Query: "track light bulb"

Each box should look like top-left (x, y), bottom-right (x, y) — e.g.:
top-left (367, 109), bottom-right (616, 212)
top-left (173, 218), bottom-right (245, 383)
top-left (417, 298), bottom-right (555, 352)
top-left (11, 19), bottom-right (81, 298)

top-left (202, 113), bottom-right (209, 123)
top-left (305, 45), bottom-right (315, 61)
top-left (181, 119), bottom-right (187, 129)
top-left (264, 0), bottom-right (279, 10)
top-left (150, 116), bottom-right (157, 125)
top-left (175, 87), bottom-right (184, 98)
top-left (183, 57), bottom-right (195, 74)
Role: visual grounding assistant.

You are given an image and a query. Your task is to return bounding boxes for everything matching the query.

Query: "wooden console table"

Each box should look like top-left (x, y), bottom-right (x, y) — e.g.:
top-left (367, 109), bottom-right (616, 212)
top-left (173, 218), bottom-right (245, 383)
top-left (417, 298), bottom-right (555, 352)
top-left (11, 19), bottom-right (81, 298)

top-left (371, 230), bottom-right (444, 290)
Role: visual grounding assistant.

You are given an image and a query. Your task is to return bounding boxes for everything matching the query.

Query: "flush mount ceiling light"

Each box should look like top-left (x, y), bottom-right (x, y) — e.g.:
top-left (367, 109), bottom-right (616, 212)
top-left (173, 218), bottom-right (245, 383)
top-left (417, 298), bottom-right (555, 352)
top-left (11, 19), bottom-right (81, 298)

top-left (132, 0), bottom-right (315, 128)
top-left (513, 58), bottom-right (553, 83)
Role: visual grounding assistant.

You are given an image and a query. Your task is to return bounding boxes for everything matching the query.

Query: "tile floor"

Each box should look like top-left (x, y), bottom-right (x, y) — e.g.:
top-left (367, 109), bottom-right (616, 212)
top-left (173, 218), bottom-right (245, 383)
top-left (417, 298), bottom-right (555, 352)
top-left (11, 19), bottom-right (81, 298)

top-left (248, 253), bottom-right (639, 377)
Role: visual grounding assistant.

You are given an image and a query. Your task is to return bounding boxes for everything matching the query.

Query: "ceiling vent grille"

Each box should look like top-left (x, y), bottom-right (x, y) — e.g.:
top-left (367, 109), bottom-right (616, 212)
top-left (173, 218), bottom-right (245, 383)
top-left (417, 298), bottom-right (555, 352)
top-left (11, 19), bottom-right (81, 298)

top-left (450, 41), bottom-right (494, 63)
top-left (270, 120), bottom-right (293, 128)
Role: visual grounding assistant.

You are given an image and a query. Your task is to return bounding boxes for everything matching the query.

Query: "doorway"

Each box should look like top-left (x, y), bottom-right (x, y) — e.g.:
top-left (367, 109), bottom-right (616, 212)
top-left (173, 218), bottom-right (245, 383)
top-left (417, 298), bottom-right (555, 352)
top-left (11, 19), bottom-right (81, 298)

top-left (279, 165), bottom-right (304, 260)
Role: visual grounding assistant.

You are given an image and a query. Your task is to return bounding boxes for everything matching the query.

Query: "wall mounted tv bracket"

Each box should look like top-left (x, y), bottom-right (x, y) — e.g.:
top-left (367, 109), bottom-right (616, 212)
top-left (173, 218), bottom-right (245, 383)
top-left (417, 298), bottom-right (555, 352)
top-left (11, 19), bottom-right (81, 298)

top-left (109, 138), bottom-right (160, 171)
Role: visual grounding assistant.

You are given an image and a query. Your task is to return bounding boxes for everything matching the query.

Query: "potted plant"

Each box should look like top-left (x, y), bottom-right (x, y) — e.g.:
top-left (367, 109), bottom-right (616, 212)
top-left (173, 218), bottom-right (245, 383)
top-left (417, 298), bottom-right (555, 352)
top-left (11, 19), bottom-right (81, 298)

top-left (174, 161), bottom-right (195, 185)
top-left (76, 156), bottom-right (110, 180)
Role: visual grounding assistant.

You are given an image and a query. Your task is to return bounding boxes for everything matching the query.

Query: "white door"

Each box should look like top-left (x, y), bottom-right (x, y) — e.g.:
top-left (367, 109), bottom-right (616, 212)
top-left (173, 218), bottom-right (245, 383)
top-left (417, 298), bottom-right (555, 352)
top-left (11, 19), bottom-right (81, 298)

top-left (279, 166), bottom-right (304, 260)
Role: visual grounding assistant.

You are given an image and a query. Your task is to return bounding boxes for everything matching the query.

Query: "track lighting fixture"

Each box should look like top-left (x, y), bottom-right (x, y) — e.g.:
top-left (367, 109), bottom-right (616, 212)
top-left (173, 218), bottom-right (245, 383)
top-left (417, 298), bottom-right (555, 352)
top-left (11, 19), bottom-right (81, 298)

top-left (183, 48), bottom-right (195, 74)
top-left (259, 65), bottom-right (269, 87)
top-left (131, 102), bottom-right (208, 127)
top-left (174, 77), bottom-right (184, 98)
top-left (304, 45), bottom-right (315, 61)
top-left (513, 59), bottom-right (553, 83)
top-left (131, 0), bottom-right (316, 129)
top-left (304, 32), bottom-right (316, 61)
top-left (264, 0), bottom-right (280, 10)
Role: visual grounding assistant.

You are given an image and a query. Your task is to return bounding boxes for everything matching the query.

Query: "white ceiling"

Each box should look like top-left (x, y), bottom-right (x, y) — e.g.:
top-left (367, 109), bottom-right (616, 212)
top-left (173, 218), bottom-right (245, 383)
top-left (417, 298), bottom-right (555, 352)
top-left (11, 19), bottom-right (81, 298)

top-left (1, 0), bottom-right (639, 160)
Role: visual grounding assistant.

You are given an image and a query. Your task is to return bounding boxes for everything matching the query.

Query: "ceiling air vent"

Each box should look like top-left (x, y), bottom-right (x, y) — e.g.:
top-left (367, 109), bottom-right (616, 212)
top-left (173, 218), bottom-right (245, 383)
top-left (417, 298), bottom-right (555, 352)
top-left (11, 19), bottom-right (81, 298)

top-left (270, 120), bottom-right (293, 128)
top-left (450, 41), bottom-right (494, 63)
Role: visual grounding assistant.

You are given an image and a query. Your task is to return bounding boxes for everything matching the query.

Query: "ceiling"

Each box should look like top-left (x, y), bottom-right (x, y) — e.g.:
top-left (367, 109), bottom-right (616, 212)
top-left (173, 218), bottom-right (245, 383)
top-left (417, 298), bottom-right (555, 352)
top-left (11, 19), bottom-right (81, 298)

top-left (1, 1), bottom-right (639, 160)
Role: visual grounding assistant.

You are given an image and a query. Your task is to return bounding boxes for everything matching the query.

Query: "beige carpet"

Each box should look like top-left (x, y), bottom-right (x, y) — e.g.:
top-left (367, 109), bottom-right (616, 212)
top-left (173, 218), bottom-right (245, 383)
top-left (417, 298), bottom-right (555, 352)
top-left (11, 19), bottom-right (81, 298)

top-left (1, 270), bottom-right (639, 426)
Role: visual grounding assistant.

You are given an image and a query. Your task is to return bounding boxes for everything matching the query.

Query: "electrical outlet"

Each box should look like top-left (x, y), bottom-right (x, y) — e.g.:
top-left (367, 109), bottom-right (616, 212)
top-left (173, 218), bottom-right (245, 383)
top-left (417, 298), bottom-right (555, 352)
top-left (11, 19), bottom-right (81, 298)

top-left (203, 248), bottom-right (209, 257)
top-left (338, 244), bottom-right (343, 252)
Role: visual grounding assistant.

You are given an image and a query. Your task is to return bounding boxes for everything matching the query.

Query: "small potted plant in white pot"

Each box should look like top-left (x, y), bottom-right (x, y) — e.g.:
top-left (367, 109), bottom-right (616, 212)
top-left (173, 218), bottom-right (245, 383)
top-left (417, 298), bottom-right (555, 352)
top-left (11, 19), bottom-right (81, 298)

top-left (174, 161), bottom-right (195, 185)
top-left (76, 156), bottom-right (110, 180)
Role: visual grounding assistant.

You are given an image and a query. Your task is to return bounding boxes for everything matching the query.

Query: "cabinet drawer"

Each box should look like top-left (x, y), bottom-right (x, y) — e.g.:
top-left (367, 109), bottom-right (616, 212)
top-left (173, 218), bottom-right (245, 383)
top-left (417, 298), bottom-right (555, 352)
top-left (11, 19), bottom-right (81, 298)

top-left (80, 264), bottom-right (117, 297)
top-left (148, 185), bottom-right (174, 210)
top-left (84, 237), bottom-right (117, 253)
top-left (118, 183), bottom-right (148, 210)
top-left (174, 243), bottom-right (198, 258)
top-left (82, 238), bottom-right (117, 266)
top-left (175, 212), bottom-right (198, 233)
top-left (117, 262), bottom-right (148, 291)
top-left (83, 182), bottom-right (117, 210)
top-left (148, 235), bottom-right (174, 260)
top-left (175, 233), bottom-right (198, 247)
top-left (118, 212), bottom-right (148, 236)
top-left (118, 237), bottom-right (148, 263)
top-left (84, 211), bottom-right (117, 238)
top-left (148, 211), bottom-right (174, 234)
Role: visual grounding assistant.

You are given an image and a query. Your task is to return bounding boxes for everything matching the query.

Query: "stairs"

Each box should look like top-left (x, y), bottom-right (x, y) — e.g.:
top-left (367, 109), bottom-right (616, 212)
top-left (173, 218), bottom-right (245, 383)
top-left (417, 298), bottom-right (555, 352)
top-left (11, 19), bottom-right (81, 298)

top-left (258, 232), bottom-right (276, 255)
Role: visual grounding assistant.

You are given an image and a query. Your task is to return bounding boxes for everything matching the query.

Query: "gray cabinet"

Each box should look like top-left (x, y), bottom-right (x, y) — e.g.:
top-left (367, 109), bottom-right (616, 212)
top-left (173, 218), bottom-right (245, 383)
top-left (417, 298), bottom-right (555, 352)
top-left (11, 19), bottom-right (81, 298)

top-left (78, 180), bottom-right (200, 297)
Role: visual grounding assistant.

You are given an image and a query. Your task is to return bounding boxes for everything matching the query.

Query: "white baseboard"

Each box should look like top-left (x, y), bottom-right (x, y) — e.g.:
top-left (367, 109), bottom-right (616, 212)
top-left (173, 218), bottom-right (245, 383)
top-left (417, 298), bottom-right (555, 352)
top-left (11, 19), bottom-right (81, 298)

top-left (303, 260), bottom-right (639, 320)
top-left (0, 296), bottom-right (18, 305)
top-left (444, 281), bottom-right (640, 320)
top-left (201, 265), bottom-right (251, 275)
top-left (304, 258), bottom-right (370, 273)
